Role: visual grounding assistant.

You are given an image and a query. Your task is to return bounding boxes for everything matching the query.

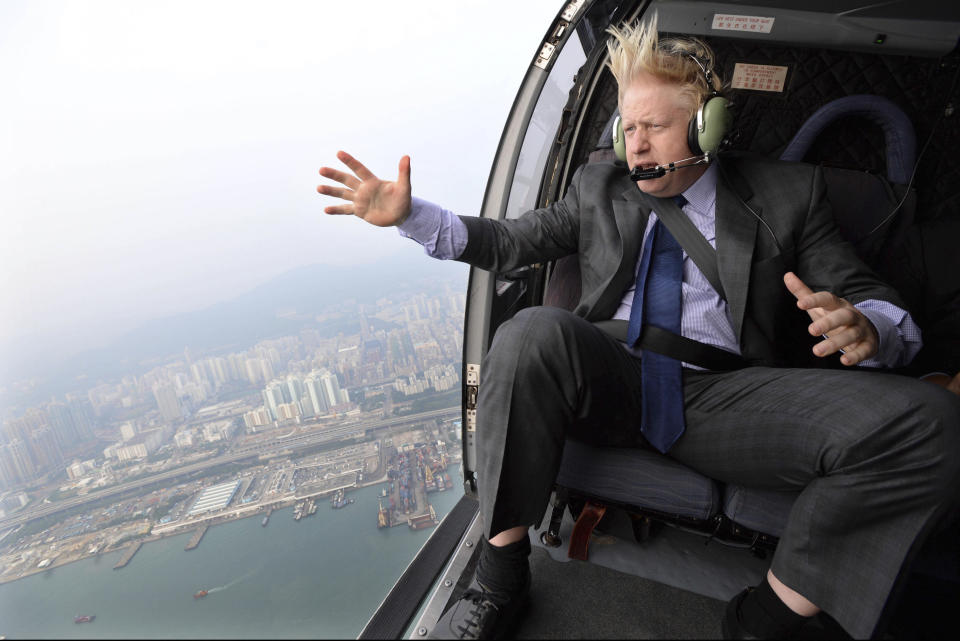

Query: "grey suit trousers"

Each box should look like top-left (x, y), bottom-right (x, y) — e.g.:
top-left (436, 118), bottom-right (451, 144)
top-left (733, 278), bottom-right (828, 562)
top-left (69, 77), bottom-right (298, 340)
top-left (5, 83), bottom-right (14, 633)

top-left (476, 306), bottom-right (960, 639)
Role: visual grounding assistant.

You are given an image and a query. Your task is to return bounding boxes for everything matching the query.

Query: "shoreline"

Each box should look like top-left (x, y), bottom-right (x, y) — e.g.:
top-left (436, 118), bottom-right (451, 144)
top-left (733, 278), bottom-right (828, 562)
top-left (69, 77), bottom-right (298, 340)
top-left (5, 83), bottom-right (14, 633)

top-left (0, 471), bottom-right (403, 587)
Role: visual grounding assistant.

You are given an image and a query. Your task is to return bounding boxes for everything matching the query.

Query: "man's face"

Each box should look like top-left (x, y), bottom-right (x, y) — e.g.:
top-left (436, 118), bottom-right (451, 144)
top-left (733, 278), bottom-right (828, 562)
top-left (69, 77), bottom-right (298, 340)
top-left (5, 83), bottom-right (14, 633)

top-left (620, 72), bottom-right (708, 198)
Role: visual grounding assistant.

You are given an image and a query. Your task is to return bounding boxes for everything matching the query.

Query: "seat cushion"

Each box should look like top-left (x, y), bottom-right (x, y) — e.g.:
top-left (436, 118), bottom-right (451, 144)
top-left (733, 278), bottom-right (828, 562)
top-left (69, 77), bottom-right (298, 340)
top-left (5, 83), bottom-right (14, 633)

top-left (556, 439), bottom-right (721, 521)
top-left (722, 485), bottom-right (798, 538)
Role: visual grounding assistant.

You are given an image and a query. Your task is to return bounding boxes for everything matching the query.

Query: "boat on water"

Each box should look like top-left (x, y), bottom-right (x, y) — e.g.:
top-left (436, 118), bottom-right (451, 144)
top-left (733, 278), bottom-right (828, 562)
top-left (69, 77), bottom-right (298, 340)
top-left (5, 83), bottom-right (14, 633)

top-left (377, 499), bottom-right (390, 529)
top-left (193, 590), bottom-right (208, 599)
top-left (331, 488), bottom-right (355, 509)
top-left (74, 615), bottom-right (95, 624)
top-left (261, 515), bottom-right (269, 527)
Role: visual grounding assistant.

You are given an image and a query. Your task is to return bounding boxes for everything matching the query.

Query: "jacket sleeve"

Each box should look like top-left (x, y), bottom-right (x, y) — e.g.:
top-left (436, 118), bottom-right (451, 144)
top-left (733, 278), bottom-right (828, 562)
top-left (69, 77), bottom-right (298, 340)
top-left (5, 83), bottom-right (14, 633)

top-left (455, 166), bottom-right (585, 273)
top-left (793, 164), bottom-right (907, 309)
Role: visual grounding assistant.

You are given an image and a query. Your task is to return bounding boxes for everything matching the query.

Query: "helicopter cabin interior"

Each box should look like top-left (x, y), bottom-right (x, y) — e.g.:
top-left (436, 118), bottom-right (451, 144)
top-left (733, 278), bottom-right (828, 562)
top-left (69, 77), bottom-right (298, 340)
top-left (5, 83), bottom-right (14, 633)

top-left (359, 0), bottom-right (960, 638)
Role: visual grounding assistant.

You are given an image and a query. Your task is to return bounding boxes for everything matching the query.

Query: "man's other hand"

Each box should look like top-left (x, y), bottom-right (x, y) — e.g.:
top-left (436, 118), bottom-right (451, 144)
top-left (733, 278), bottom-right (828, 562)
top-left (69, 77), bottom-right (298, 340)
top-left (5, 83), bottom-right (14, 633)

top-left (783, 272), bottom-right (880, 366)
top-left (317, 151), bottom-right (412, 227)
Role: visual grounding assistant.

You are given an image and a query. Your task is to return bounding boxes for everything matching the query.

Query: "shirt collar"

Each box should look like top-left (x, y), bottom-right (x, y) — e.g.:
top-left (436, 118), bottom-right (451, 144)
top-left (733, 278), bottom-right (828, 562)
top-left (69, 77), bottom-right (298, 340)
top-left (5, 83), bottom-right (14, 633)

top-left (678, 161), bottom-right (717, 215)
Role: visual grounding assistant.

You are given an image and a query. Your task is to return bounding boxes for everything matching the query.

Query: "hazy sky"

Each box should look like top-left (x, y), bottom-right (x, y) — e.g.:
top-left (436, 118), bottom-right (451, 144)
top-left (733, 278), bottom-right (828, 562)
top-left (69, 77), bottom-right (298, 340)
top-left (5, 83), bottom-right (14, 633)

top-left (0, 0), bottom-right (564, 372)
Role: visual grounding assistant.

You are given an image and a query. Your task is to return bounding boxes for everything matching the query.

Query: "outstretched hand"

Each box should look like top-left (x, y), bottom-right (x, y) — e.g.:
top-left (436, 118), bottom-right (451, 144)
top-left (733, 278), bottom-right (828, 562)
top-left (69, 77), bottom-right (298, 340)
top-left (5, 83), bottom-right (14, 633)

top-left (317, 151), bottom-right (412, 227)
top-left (784, 271), bottom-right (879, 366)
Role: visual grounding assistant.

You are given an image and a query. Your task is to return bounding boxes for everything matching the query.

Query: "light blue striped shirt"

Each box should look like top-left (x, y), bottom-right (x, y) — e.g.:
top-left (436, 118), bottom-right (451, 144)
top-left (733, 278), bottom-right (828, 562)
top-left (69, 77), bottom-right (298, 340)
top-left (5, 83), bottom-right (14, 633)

top-left (398, 163), bottom-right (921, 369)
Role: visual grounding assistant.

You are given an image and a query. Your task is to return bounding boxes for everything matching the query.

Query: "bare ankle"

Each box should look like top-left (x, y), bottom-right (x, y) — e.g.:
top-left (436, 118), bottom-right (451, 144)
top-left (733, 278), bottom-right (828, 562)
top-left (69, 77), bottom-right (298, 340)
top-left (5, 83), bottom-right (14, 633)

top-left (489, 526), bottom-right (528, 547)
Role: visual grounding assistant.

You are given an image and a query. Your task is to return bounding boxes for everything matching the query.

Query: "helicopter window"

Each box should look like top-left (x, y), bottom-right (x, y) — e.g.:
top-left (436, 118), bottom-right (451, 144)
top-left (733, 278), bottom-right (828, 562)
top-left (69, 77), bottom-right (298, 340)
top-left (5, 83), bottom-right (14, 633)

top-left (503, 34), bottom-right (587, 220)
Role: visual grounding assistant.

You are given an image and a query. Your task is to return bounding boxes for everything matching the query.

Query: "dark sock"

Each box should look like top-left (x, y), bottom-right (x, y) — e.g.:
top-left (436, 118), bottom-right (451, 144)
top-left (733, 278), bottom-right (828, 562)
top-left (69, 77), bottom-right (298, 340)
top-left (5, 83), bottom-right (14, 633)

top-left (738, 577), bottom-right (811, 638)
top-left (475, 536), bottom-right (531, 603)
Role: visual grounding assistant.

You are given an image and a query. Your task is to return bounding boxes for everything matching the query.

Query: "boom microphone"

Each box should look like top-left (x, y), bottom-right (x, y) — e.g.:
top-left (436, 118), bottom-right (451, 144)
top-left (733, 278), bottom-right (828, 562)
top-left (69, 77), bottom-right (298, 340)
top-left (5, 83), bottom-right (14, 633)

top-left (629, 154), bottom-right (712, 181)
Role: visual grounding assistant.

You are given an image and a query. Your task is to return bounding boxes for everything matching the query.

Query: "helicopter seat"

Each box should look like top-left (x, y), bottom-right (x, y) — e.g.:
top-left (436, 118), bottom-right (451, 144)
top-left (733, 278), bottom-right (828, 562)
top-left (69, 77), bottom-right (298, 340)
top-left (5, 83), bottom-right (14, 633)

top-left (543, 94), bottom-right (917, 558)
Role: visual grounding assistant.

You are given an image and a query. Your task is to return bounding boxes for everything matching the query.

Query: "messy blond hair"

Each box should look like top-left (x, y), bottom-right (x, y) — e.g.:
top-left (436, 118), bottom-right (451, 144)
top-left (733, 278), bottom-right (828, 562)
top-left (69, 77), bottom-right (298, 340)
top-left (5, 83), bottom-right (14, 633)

top-left (606, 14), bottom-right (722, 118)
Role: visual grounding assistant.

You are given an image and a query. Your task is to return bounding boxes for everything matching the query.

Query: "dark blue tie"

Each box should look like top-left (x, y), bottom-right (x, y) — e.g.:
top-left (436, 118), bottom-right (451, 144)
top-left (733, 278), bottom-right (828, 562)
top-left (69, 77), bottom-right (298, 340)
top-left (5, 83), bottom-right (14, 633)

top-left (626, 195), bottom-right (686, 453)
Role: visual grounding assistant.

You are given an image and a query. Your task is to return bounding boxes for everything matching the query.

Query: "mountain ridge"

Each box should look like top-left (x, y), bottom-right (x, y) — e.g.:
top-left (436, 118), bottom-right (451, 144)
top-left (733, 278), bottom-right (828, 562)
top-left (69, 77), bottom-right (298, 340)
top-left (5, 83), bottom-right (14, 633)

top-left (1, 254), bottom-right (469, 410)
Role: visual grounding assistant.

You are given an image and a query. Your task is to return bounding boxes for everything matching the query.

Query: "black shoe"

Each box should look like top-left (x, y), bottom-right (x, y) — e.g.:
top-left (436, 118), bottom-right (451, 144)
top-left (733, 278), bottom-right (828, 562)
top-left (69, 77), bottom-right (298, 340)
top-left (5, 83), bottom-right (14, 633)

top-left (723, 588), bottom-right (844, 640)
top-left (722, 587), bottom-right (761, 640)
top-left (430, 577), bottom-right (530, 640)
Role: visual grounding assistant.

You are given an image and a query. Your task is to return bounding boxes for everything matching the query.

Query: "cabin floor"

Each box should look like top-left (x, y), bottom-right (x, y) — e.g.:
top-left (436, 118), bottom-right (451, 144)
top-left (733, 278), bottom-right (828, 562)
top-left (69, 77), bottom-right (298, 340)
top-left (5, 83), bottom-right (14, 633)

top-left (413, 495), bottom-right (954, 639)
top-left (518, 544), bottom-right (728, 638)
top-left (515, 503), bottom-right (849, 639)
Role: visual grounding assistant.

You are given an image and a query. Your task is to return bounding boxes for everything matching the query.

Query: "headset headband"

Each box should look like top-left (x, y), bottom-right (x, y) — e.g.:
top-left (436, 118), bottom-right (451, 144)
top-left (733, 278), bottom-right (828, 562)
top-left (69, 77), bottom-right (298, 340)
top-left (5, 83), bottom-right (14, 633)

top-left (686, 53), bottom-right (716, 96)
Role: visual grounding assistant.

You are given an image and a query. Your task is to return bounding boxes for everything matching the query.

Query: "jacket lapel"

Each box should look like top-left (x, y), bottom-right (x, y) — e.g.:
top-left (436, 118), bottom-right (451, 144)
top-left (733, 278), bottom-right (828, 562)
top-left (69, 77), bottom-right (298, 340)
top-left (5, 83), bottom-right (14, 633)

top-left (597, 181), bottom-right (650, 316)
top-left (715, 162), bottom-right (758, 341)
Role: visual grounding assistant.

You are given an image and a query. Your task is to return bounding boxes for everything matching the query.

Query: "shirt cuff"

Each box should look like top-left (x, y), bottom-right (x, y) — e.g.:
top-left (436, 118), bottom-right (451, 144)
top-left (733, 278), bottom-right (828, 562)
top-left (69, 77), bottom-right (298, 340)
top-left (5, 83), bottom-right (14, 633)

top-left (396, 197), bottom-right (467, 260)
top-left (855, 300), bottom-right (923, 369)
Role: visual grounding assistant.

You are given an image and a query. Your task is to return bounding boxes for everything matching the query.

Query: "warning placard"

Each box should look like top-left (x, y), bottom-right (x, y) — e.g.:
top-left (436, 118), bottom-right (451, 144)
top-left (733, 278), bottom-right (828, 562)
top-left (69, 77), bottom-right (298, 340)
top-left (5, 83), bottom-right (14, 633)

top-left (711, 14), bottom-right (775, 34)
top-left (731, 63), bottom-right (789, 93)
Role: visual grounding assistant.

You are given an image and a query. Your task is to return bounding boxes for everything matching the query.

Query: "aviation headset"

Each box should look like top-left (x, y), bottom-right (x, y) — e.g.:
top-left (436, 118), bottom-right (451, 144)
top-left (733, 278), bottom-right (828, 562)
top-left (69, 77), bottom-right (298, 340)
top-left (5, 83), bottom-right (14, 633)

top-left (612, 53), bottom-right (732, 162)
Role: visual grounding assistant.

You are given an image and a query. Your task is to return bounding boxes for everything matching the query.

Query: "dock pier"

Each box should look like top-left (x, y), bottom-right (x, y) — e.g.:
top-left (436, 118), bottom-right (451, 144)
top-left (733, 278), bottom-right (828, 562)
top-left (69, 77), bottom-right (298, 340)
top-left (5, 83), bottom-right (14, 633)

top-left (113, 541), bottom-right (142, 569)
top-left (184, 525), bottom-right (208, 551)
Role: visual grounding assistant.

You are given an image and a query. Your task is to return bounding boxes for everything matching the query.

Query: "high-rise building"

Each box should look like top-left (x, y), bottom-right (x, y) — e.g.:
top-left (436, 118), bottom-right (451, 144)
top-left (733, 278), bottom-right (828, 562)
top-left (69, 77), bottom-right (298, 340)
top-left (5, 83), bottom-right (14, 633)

top-left (260, 359), bottom-right (275, 383)
top-left (152, 383), bottom-right (182, 422)
top-left (286, 375), bottom-right (303, 405)
top-left (65, 394), bottom-right (96, 440)
top-left (191, 362), bottom-right (210, 389)
top-left (303, 370), bottom-right (329, 416)
top-left (1, 439), bottom-right (36, 486)
top-left (262, 380), bottom-right (287, 420)
top-left (29, 426), bottom-right (64, 473)
top-left (316, 369), bottom-right (345, 410)
top-left (300, 393), bottom-right (315, 418)
top-left (46, 401), bottom-right (78, 449)
top-left (228, 353), bottom-right (245, 381)
top-left (210, 357), bottom-right (229, 385)
top-left (245, 358), bottom-right (262, 384)
top-left (0, 444), bottom-right (21, 489)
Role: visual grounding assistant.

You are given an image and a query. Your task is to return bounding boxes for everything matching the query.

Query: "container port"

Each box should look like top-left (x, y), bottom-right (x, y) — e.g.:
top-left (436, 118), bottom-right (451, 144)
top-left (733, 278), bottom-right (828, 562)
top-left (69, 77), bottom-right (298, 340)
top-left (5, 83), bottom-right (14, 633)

top-left (377, 440), bottom-right (452, 530)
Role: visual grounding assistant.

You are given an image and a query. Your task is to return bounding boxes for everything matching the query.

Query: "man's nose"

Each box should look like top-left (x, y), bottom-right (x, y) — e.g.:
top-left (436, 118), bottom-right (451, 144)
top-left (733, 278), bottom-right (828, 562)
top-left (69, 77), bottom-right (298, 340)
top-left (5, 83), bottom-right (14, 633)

top-left (628, 130), bottom-right (649, 154)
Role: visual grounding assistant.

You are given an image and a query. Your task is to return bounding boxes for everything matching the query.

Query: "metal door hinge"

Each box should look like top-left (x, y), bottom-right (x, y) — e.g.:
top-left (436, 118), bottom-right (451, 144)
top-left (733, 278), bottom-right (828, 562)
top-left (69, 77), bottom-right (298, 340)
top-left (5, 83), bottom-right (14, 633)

top-left (560, 0), bottom-right (585, 22)
top-left (533, 0), bottom-right (586, 70)
top-left (465, 363), bottom-right (479, 432)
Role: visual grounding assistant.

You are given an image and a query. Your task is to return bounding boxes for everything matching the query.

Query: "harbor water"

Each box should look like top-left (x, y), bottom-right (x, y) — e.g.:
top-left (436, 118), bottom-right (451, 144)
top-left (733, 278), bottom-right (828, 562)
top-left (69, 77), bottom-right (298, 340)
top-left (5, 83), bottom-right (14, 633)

top-left (0, 481), bottom-right (464, 639)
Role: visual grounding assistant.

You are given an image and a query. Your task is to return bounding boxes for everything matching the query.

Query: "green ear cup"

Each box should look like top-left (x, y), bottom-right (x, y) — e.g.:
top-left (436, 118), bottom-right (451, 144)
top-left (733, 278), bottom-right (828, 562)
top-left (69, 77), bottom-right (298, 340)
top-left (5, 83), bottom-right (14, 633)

top-left (613, 115), bottom-right (627, 162)
top-left (691, 95), bottom-right (732, 155)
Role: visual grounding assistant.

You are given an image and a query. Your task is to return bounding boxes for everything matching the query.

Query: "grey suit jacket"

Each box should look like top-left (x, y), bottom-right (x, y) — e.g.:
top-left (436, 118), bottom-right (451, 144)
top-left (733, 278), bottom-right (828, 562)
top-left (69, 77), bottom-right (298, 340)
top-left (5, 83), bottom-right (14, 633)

top-left (457, 152), bottom-right (905, 367)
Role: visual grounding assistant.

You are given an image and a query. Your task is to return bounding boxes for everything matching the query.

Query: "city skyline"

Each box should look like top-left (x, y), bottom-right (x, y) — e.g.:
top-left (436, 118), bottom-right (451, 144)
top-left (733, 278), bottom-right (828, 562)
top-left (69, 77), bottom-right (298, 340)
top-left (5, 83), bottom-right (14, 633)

top-left (0, 279), bottom-right (466, 495)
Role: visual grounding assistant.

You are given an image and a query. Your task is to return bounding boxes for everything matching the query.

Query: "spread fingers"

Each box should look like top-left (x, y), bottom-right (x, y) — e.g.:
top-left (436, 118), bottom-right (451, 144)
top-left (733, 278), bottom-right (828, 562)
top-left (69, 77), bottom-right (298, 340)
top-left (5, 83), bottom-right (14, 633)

top-left (316, 184), bottom-right (354, 201)
top-left (324, 204), bottom-right (354, 215)
top-left (336, 150), bottom-right (376, 181)
top-left (318, 166), bottom-right (361, 189)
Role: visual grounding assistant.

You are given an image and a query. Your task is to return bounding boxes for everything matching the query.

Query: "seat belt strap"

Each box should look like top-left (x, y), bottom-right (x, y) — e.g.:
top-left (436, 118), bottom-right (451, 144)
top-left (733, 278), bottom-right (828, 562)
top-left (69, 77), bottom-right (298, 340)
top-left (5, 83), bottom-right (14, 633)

top-left (640, 192), bottom-right (727, 303)
top-left (592, 319), bottom-right (747, 371)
